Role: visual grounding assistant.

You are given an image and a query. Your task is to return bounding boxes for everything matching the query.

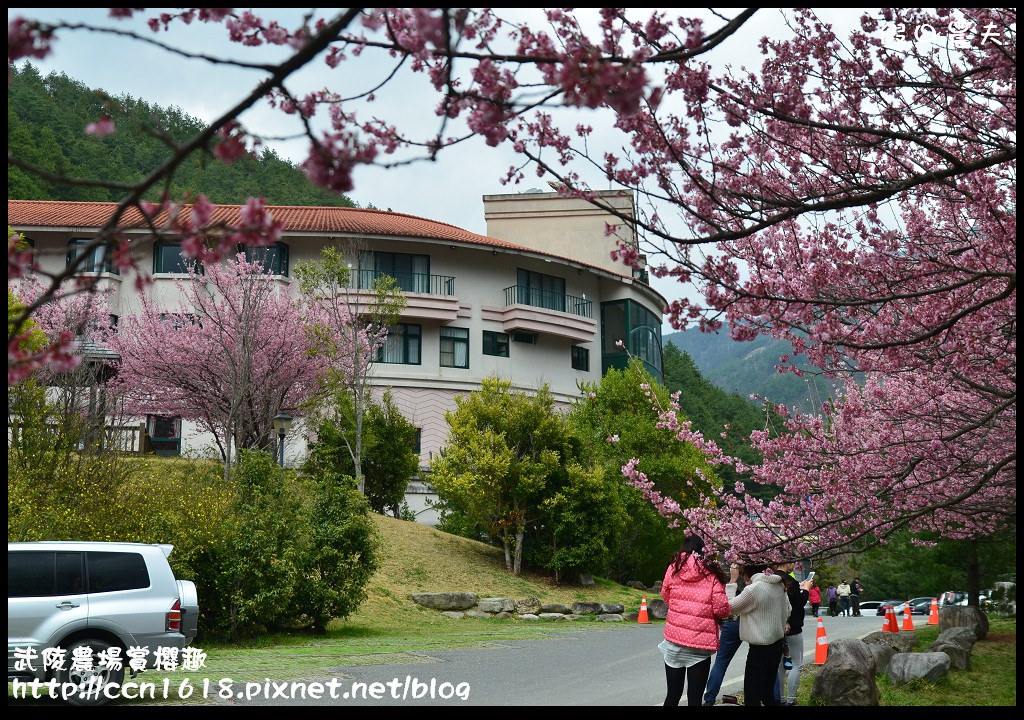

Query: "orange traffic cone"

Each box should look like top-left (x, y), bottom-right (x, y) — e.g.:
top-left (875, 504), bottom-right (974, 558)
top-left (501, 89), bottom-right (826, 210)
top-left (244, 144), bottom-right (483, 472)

top-left (888, 607), bottom-right (901, 633)
top-left (813, 617), bottom-right (829, 665)
top-left (927, 598), bottom-right (940, 625)
top-left (637, 596), bottom-right (649, 624)
top-left (902, 606), bottom-right (915, 631)
top-left (882, 607), bottom-right (892, 633)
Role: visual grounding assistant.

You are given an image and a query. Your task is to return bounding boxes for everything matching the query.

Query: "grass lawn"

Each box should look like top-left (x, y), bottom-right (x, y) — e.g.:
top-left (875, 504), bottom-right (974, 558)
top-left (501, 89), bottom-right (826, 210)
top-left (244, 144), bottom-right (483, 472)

top-left (796, 616), bottom-right (1016, 706)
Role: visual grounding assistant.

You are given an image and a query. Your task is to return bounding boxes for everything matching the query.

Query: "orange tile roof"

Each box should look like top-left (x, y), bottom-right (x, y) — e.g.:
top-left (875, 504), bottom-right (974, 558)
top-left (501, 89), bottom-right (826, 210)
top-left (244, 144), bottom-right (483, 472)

top-left (7, 199), bottom-right (529, 250)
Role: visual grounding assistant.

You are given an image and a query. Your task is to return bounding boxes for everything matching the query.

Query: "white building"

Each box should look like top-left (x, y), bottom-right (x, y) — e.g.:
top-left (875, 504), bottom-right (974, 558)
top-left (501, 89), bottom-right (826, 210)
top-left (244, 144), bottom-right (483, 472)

top-left (9, 191), bottom-right (665, 523)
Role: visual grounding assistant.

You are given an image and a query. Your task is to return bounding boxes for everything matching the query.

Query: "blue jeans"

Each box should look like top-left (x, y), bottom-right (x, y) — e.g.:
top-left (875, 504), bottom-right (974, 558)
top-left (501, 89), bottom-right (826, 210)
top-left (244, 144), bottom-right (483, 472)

top-left (703, 619), bottom-right (741, 704)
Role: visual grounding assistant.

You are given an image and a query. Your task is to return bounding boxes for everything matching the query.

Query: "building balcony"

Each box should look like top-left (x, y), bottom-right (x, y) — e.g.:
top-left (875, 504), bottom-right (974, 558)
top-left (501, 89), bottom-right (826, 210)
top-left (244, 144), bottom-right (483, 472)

top-left (480, 285), bottom-right (597, 343)
top-left (350, 270), bottom-right (463, 323)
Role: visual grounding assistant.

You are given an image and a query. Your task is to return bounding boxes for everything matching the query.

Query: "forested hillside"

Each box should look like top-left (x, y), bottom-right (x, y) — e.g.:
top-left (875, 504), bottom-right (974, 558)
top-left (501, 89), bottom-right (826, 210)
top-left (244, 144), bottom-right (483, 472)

top-left (8, 63), bottom-right (355, 207)
top-left (665, 329), bottom-right (843, 414)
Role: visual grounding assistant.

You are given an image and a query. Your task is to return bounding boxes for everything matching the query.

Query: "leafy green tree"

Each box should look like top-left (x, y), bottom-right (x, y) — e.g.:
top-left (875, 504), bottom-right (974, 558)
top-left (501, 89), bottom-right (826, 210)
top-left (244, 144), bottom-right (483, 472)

top-left (430, 377), bottom-right (570, 575)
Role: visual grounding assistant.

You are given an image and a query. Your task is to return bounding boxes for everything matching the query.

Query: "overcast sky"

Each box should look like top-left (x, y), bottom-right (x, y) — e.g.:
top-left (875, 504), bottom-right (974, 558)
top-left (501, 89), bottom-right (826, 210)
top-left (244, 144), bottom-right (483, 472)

top-left (10, 8), bottom-right (875, 326)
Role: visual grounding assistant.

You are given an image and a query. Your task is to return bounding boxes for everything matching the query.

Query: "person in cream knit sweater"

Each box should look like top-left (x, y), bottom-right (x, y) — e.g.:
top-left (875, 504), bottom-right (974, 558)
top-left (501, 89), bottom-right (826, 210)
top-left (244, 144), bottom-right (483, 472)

top-left (728, 564), bottom-right (792, 706)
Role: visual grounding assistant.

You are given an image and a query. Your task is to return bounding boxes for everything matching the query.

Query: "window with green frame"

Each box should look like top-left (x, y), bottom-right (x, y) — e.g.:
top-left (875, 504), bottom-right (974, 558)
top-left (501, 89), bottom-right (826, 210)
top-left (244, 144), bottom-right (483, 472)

top-left (571, 345), bottom-right (590, 371)
top-left (240, 242), bottom-right (289, 276)
top-left (359, 251), bottom-right (430, 293)
top-left (482, 330), bottom-right (509, 357)
top-left (377, 324), bottom-right (421, 364)
top-left (440, 327), bottom-right (469, 368)
top-left (600, 299), bottom-right (663, 381)
top-left (153, 241), bottom-right (202, 274)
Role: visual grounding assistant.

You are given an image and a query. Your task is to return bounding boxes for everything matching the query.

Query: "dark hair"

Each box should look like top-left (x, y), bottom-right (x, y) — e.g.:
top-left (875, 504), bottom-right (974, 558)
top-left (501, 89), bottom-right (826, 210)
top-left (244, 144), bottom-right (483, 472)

top-left (671, 533), bottom-right (728, 584)
top-left (742, 563), bottom-right (771, 579)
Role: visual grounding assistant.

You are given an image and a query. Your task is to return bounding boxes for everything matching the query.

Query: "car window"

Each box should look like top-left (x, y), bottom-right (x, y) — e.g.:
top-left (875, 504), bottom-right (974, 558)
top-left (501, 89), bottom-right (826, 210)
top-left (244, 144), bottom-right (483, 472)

top-left (9, 551), bottom-right (56, 597)
top-left (87, 552), bottom-right (150, 593)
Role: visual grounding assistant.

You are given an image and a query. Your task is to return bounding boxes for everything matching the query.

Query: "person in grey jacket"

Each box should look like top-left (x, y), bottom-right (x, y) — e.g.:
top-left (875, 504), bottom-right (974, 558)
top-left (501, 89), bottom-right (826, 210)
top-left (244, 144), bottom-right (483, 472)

top-left (729, 564), bottom-right (791, 706)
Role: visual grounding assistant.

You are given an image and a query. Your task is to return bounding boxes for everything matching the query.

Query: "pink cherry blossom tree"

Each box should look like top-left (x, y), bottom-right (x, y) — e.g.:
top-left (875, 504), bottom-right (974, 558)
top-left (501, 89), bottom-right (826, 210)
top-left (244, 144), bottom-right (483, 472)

top-left (7, 8), bottom-right (1015, 558)
top-left (108, 255), bottom-right (322, 477)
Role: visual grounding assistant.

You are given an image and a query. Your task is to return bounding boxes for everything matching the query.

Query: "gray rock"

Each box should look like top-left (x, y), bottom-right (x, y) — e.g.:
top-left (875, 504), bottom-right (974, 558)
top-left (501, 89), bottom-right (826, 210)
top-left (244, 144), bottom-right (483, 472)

top-left (649, 599), bottom-right (668, 620)
top-left (478, 597), bottom-right (515, 613)
top-left (933, 627), bottom-right (977, 652)
top-left (651, 581), bottom-right (663, 593)
top-left (888, 652), bottom-right (951, 684)
top-left (539, 613), bottom-right (569, 621)
top-left (465, 610), bottom-right (490, 619)
top-left (598, 613), bottom-right (624, 622)
top-left (571, 602), bottom-right (604, 615)
top-left (540, 603), bottom-right (571, 614)
top-left (441, 611), bottom-right (465, 619)
top-left (494, 611), bottom-right (514, 619)
top-left (410, 592), bottom-right (479, 611)
top-left (810, 639), bottom-right (880, 706)
top-left (600, 603), bottom-right (625, 614)
top-left (866, 643), bottom-right (896, 676)
top-left (623, 612), bottom-right (640, 622)
top-left (939, 606), bottom-right (989, 640)
top-left (928, 641), bottom-right (971, 670)
top-left (518, 614), bottom-right (540, 621)
top-left (861, 630), bottom-right (917, 654)
top-left (514, 597), bottom-right (542, 614)
top-left (564, 614), bottom-right (581, 621)
top-left (627, 581), bottom-right (647, 590)
top-left (577, 573), bottom-right (595, 586)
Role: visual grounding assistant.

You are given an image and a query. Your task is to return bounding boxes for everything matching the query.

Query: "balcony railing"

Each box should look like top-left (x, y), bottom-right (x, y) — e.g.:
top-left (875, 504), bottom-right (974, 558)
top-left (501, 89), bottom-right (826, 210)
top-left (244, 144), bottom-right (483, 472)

top-left (356, 269), bottom-right (455, 296)
top-left (502, 285), bottom-right (593, 319)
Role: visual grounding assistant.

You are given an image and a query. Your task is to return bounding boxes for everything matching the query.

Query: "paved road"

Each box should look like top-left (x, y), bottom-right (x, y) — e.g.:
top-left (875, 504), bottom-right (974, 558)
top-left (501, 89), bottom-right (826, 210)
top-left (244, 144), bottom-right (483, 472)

top-left (236, 613), bottom-right (887, 706)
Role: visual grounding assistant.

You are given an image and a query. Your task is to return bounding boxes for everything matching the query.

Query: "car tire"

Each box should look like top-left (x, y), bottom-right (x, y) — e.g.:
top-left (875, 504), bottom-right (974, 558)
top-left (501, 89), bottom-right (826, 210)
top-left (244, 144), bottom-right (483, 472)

top-left (57, 638), bottom-right (126, 706)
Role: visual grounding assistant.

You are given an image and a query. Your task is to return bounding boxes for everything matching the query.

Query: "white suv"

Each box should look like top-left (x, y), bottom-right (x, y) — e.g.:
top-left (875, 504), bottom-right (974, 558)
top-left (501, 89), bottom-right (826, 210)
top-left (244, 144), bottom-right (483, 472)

top-left (8, 542), bottom-right (199, 705)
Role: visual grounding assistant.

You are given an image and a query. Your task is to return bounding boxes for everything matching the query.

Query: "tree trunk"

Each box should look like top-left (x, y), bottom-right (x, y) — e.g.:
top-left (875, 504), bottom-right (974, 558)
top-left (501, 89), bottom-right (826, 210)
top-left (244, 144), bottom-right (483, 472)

top-left (502, 531), bottom-right (512, 572)
top-left (513, 524), bottom-right (525, 576)
top-left (966, 543), bottom-right (981, 608)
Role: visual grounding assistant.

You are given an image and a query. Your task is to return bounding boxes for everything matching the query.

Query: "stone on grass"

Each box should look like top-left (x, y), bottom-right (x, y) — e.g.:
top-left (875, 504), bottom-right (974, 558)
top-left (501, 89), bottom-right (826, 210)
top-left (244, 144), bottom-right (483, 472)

top-left (564, 614), bottom-right (581, 621)
top-left (540, 603), bottom-right (571, 614)
top-left (866, 643), bottom-right (896, 676)
top-left (939, 607), bottom-right (989, 641)
top-left (539, 613), bottom-right (568, 621)
top-left (627, 581), bottom-right (647, 590)
top-left (622, 612), bottom-right (639, 622)
top-left (648, 599), bottom-right (668, 620)
top-left (861, 630), bottom-right (917, 654)
top-left (478, 597), bottom-right (515, 613)
top-left (578, 573), bottom-right (595, 586)
top-left (888, 652), bottom-right (951, 684)
top-left (494, 611), bottom-right (514, 619)
top-left (928, 641), bottom-right (971, 670)
top-left (810, 639), bottom-right (880, 706)
top-left (933, 627), bottom-right (977, 652)
top-left (601, 603), bottom-right (625, 614)
top-left (651, 581), bottom-right (663, 594)
top-left (441, 611), bottom-right (465, 619)
top-left (598, 613), bottom-right (623, 622)
top-left (411, 592), bottom-right (479, 611)
top-left (518, 614), bottom-right (540, 621)
top-left (514, 597), bottom-right (542, 614)
top-left (572, 602), bottom-right (603, 615)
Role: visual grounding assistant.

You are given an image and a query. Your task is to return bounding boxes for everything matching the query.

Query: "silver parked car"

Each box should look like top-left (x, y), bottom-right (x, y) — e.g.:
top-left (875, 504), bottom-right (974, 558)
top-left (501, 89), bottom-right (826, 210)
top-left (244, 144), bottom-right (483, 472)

top-left (8, 542), bottom-right (199, 705)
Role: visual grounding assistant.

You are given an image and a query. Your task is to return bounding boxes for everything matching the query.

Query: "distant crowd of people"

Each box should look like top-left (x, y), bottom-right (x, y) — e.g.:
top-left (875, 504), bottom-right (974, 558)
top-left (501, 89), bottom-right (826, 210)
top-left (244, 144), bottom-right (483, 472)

top-left (657, 535), bottom-right (867, 706)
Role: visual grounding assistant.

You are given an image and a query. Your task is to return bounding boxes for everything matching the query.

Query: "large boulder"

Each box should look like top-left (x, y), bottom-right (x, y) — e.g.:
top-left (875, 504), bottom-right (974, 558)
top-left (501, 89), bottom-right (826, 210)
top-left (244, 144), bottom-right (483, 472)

top-left (861, 630), bottom-right (918, 654)
top-left (514, 597), bottom-right (542, 614)
top-left (810, 639), bottom-right (880, 706)
top-left (866, 643), bottom-right (896, 676)
top-left (933, 627), bottom-right (978, 652)
top-left (652, 581), bottom-right (663, 594)
top-left (622, 612), bottom-right (640, 622)
top-left (888, 652), bottom-right (951, 684)
top-left (598, 613), bottom-right (624, 622)
top-left (939, 606), bottom-right (989, 640)
top-left (928, 640), bottom-right (971, 670)
top-left (649, 599), bottom-right (668, 620)
top-left (627, 581), bottom-right (647, 590)
top-left (539, 613), bottom-right (569, 621)
top-left (540, 603), bottom-right (571, 614)
top-left (478, 597), bottom-right (515, 613)
top-left (571, 602), bottom-right (603, 615)
top-left (465, 610), bottom-right (491, 619)
top-left (410, 592), bottom-right (479, 611)
top-left (601, 603), bottom-right (625, 614)
top-left (518, 614), bottom-right (540, 621)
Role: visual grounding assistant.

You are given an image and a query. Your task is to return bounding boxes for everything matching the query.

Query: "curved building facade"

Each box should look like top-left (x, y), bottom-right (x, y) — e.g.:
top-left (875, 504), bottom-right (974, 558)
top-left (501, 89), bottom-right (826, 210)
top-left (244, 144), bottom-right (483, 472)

top-left (10, 191), bottom-right (665, 522)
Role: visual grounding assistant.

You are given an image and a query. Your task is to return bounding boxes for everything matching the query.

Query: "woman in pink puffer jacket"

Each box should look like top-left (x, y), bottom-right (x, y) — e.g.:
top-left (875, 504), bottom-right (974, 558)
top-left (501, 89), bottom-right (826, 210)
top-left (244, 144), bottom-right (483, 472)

top-left (659, 533), bottom-right (732, 706)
